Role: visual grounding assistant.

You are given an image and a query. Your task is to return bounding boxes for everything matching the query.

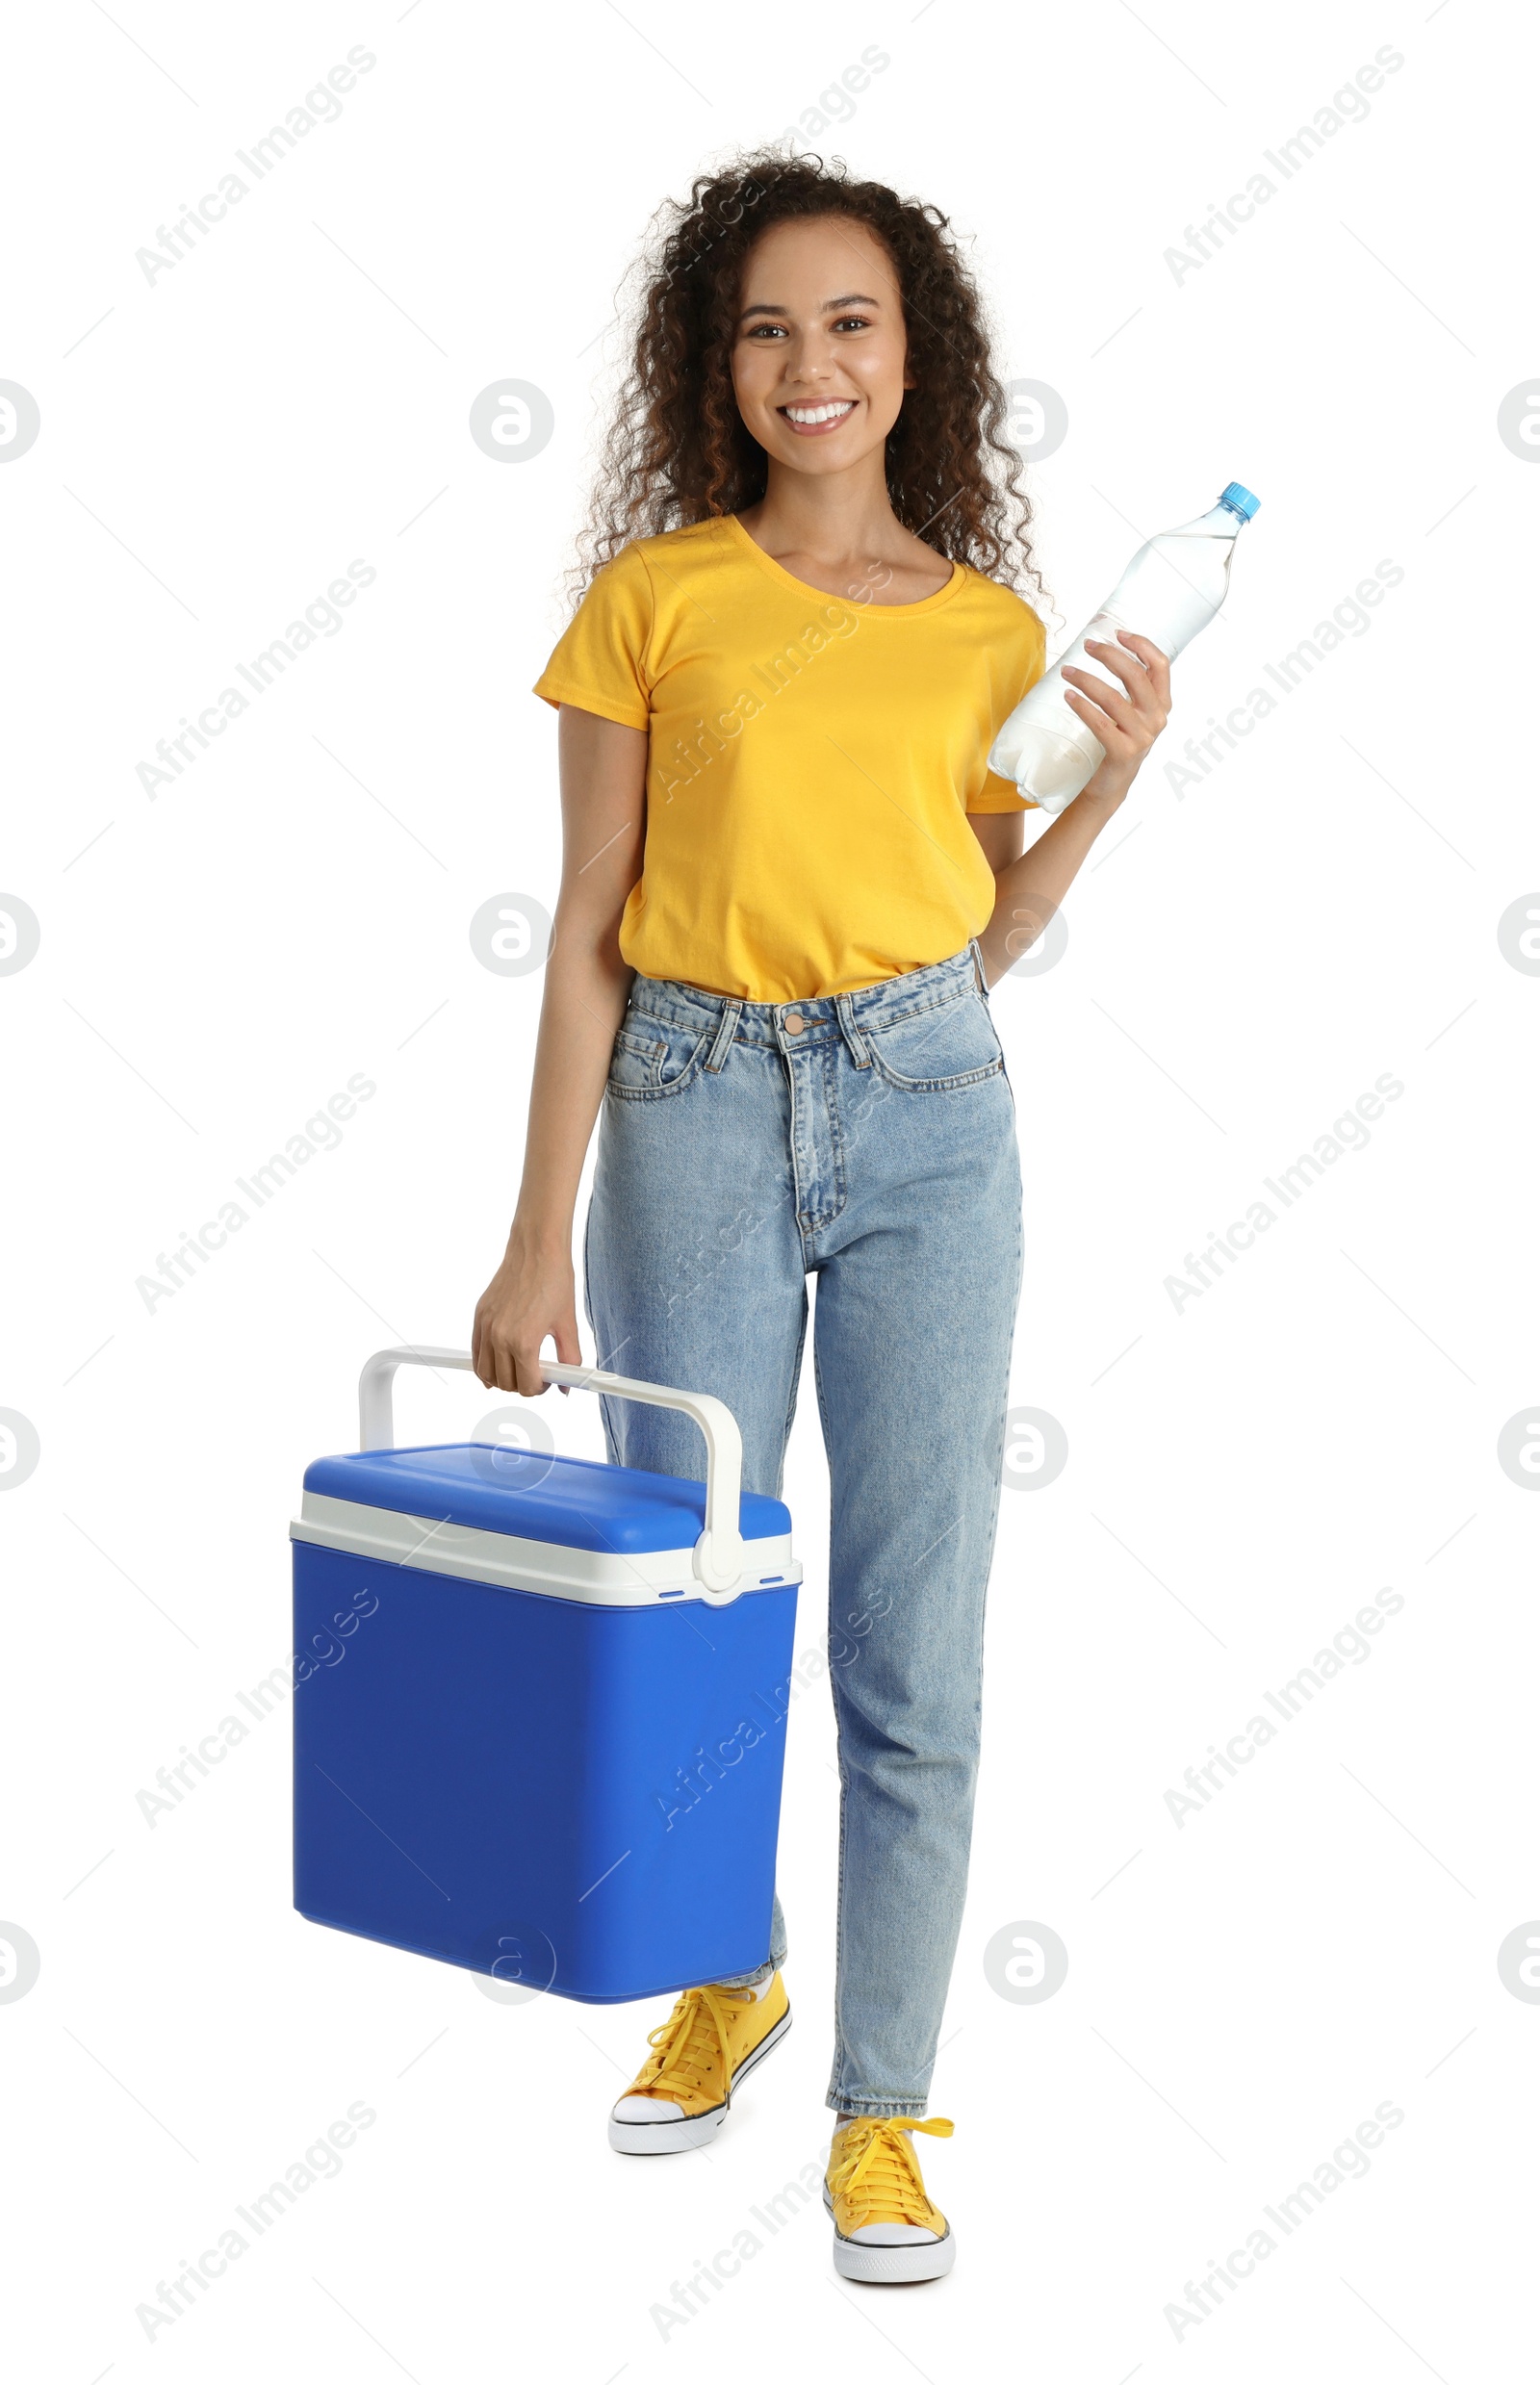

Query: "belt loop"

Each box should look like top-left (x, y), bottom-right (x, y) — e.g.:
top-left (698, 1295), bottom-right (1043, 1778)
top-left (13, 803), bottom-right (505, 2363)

top-left (835, 990), bottom-right (872, 1069)
top-left (968, 936), bottom-right (989, 996)
top-left (704, 1000), bottom-right (741, 1073)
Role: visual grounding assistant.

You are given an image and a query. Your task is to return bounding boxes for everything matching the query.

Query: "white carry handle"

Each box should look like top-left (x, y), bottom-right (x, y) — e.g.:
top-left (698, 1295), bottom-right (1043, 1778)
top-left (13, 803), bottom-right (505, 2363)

top-left (356, 1346), bottom-right (748, 1602)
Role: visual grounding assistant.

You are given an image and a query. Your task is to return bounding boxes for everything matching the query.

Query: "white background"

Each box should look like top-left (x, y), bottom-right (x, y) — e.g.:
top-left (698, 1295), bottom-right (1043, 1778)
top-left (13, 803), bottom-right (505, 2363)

top-left (3, 0), bottom-right (1536, 2377)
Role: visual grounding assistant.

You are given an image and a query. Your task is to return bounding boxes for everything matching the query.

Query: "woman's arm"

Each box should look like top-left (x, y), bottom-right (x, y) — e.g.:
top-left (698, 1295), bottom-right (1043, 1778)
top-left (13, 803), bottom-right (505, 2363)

top-left (471, 705), bottom-right (648, 1397)
top-left (973, 631), bottom-right (1170, 987)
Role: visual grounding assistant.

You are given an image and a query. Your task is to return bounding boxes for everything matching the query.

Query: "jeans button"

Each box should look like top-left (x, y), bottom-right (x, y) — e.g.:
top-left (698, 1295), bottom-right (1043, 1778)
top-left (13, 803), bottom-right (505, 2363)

top-left (784, 1013), bottom-right (806, 1036)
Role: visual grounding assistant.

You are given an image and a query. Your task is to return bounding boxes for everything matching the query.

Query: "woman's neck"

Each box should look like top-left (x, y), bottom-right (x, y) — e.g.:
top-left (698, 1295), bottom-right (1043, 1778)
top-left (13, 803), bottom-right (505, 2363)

top-left (739, 454), bottom-right (911, 570)
top-left (737, 457), bottom-right (950, 597)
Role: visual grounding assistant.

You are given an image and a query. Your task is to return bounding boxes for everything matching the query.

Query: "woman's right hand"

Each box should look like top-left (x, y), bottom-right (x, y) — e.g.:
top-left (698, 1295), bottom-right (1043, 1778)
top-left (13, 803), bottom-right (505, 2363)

top-left (471, 1225), bottom-right (582, 1397)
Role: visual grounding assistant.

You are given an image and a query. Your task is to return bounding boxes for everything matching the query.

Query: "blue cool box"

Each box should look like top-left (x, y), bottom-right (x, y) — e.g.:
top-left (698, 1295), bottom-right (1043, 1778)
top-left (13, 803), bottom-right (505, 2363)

top-left (291, 1440), bottom-right (802, 2003)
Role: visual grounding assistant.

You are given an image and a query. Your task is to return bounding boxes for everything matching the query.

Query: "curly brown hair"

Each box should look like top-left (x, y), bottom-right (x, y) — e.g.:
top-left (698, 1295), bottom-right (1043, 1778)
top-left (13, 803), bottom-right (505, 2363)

top-left (571, 149), bottom-right (1044, 609)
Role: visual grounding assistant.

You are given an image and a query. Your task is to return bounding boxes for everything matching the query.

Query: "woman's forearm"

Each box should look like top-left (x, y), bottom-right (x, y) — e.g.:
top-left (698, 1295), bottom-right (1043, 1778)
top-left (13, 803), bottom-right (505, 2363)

top-left (976, 629), bottom-right (1172, 987)
top-left (509, 926), bottom-right (633, 1252)
top-left (976, 787), bottom-right (1126, 987)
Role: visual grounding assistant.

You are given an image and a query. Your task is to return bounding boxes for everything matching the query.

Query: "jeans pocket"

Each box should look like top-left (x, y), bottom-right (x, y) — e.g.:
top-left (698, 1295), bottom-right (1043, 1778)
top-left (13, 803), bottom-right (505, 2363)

top-left (606, 1026), bottom-right (665, 1093)
top-left (606, 1015), bottom-right (712, 1101)
top-left (862, 989), bottom-right (1005, 1091)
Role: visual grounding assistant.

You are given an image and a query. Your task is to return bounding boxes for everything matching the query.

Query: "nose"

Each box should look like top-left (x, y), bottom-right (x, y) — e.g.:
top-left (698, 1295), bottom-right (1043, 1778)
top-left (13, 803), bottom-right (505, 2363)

top-left (781, 332), bottom-right (838, 386)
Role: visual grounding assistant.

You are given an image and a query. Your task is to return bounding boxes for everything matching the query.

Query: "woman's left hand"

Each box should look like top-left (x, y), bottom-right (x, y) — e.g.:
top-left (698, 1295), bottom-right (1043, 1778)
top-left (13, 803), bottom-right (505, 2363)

top-left (1060, 631), bottom-right (1171, 806)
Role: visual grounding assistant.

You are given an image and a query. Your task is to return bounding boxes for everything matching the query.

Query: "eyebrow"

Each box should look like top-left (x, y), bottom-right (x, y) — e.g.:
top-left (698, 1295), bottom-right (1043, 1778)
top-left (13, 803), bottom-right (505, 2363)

top-left (738, 292), bottom-right (884, 321)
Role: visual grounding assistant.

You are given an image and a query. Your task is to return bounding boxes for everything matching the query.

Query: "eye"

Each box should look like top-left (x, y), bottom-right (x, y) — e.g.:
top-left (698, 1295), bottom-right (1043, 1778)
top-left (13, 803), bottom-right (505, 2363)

top-left (833, 314), bottom-right (873, 333)
top-left (744, 321), bottom-right (788, 340)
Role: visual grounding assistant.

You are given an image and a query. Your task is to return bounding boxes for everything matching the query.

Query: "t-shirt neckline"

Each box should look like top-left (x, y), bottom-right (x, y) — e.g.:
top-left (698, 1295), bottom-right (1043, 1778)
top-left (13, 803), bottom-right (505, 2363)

top-left (724, 511), bottom-right (966, 616)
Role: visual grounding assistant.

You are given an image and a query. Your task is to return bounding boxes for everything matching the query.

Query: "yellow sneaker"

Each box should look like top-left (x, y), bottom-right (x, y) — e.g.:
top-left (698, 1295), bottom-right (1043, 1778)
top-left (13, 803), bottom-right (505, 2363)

top-left (824, 2115), bottom-right (956, 2282)
top-left (608, 1974), bottom-right (791, 2154)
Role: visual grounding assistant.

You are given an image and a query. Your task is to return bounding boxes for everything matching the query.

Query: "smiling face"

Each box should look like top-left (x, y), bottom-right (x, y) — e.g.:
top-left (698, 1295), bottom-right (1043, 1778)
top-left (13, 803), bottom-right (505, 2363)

top-left (730, 214), bottom-right (911, 481)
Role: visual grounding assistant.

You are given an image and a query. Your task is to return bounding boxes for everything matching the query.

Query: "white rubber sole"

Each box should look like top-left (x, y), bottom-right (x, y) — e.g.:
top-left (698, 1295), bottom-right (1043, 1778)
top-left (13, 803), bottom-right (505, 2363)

top-left (824, 2184), bottom-right (956, 2283)
top-left (607, 2004), bottom-right (791, 2154)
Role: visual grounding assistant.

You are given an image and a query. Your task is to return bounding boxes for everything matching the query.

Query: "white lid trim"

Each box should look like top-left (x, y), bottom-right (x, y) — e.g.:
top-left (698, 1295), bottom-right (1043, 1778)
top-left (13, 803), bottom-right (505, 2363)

top-left (290, 1491), bottom-right (802, 1609)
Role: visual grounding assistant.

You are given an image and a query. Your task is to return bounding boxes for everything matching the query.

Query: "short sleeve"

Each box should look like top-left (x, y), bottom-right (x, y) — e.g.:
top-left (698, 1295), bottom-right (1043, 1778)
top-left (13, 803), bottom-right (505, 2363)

top-left (966, 598), bottom-right (1048, 813)
top-left (532, 545), bottom-right (654, 731)
top-left (966, 768), bottom-right (1040, 814)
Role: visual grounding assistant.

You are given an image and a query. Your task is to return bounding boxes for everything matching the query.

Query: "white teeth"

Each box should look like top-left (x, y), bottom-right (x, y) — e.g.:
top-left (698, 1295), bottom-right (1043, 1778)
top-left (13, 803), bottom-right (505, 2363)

top-left (783, 401), bottom-right (855, 424)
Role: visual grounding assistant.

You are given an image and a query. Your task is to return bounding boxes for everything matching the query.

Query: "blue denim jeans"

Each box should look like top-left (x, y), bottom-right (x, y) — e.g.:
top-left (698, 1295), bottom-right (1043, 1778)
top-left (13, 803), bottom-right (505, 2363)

top-left (583, 942), bottom-right (1023, 2118)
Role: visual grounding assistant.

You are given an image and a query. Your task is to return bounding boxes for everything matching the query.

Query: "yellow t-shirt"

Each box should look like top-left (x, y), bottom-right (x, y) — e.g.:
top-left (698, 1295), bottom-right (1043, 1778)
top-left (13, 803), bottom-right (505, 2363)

top-left (533, 512), bottom-right (1045, 1002)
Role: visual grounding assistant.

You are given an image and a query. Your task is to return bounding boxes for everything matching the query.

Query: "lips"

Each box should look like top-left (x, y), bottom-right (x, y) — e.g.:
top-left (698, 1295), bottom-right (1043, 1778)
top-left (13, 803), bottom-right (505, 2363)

top-left (779, 399), bottom-right (857, 436)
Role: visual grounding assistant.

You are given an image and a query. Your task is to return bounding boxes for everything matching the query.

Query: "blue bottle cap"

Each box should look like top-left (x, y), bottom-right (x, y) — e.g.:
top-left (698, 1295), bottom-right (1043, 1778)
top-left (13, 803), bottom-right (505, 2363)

top-left (1219, 480), bottom-right (1260, 519)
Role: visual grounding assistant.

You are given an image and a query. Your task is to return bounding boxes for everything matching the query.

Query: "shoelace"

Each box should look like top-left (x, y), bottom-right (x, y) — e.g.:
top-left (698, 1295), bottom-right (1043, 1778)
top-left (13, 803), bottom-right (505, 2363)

top-left (639, 1984), bottom-right (757, 2103)
top-left (828, 2116), bottom-right (954, 2227)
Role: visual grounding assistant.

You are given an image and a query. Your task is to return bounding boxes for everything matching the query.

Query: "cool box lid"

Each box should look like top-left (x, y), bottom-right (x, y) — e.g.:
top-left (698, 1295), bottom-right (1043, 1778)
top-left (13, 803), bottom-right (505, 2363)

top-left (291, 1442), bottom-right (800, 1608)
top-left (302, 1443), bottom-right (790, 1551)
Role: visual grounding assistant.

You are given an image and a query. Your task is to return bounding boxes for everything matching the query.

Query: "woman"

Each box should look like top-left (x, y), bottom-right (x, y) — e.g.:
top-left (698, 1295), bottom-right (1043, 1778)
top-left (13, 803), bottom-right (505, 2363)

top-left (473, 151), bottom-right (1170, 2285)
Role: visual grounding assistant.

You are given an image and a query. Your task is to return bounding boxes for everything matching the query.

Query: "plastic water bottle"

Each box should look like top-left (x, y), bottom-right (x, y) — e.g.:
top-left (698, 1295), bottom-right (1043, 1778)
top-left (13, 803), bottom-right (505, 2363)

top-left (989, 482), bottom-right (1261, 812)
